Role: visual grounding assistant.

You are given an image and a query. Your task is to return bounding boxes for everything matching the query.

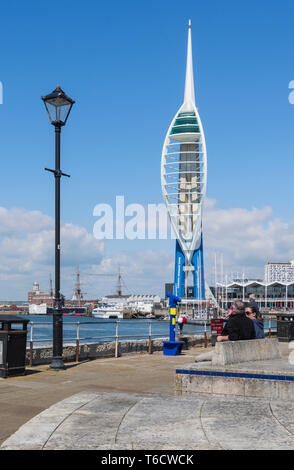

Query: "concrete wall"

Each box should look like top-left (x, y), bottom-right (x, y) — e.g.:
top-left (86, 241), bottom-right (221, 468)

top-left (212, 338), bottom-right (281, 366)
top-left (26, 334), bottom-right (205, 366)
top-left (175, 371), bottom-right (294, 401)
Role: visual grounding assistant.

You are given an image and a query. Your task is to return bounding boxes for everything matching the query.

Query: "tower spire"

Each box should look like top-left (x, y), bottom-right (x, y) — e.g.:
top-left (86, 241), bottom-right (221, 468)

top-left (183, 19), bottom-right (195, 110)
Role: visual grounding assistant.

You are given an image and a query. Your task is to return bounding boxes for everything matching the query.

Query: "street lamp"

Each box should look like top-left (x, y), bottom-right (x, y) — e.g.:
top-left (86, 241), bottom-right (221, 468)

top-left (42, 85), bottom-right (75, 370)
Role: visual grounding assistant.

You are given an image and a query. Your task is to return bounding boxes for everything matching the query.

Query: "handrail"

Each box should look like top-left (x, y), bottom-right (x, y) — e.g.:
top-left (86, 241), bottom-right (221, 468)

top-left (26, 318), bottom-right (277, 367)
top-left (27, 319), bottom-right (176, 365)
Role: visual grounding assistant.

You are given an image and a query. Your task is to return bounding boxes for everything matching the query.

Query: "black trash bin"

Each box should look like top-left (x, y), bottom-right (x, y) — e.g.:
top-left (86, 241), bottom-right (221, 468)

top-left (0, 315), bottom-right (29, 378)
top-left (277, 313), bottom-right (294, 342)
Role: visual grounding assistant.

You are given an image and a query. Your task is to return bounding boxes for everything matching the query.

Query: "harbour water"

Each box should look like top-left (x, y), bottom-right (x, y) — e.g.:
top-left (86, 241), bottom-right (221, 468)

top-left (18, 315), bottom-right (277, 346)
top-left (20, 315), bottom-right (204, 345)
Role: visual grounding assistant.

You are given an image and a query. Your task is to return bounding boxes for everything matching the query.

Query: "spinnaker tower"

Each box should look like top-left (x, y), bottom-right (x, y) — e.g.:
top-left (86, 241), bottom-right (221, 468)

top-left (161, 20), bottom-right (207, 300)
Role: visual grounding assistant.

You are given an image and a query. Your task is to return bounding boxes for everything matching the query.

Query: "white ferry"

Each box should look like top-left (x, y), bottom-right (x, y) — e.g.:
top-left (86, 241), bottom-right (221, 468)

top-left (92, 304), bottom-right (124, 319)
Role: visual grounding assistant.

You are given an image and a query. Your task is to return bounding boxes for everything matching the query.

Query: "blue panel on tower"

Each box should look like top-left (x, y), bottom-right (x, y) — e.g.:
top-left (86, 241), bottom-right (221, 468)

top-left (192, 233), bottom-right (205, 299)
top-left (174, 234), bottom-right (205, 300)
top-left (174, 240), bottom-right (185, 298)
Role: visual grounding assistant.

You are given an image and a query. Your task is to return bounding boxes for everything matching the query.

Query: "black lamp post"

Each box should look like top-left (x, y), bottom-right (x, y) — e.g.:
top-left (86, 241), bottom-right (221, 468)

top-left (42, 85), bottom-right (75, 370)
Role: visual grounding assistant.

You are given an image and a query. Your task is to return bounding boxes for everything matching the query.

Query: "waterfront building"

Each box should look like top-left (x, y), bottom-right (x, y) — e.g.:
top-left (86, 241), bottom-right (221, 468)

top-left (28, 280), bottom-right (99, 310)
top-left (161, 20), bottom-right (207, 300)
top-left (264, 261), bottom-right (294, 283)
top-left (100, 294), bottom-right (161, 314)
top-left (213, 280), bottom-right (294, 310)
top-left (127, 295), bottom-right (161, 314)
top-left (28, 281), bottom-right (54, 307)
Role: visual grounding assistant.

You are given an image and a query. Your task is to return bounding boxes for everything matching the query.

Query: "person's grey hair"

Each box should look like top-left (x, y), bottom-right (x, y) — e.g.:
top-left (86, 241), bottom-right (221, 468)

top-left (249, 294), bottom-right (256, 300)
top-left (232, 300), bottom-right (245, 314)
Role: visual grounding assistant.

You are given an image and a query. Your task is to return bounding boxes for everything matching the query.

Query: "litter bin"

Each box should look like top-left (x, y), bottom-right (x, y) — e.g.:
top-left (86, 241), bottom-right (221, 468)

top-left (277, 313), bottom-right (294, 342)
top-left (0, 315), bottom-right (29, 378)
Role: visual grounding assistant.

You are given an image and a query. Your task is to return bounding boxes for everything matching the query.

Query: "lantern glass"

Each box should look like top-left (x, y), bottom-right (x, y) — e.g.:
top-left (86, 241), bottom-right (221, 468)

top-left (42, 86), bottom-right (75, 126)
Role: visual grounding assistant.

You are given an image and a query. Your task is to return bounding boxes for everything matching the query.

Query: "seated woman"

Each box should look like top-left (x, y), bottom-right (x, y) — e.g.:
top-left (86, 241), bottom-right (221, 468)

top-left (245, 305), bottom-right (264, 339)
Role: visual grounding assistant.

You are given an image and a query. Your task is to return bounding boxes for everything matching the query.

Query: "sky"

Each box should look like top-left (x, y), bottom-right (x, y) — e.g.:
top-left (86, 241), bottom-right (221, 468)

top-left (0, 0), bottom-right (294, 300)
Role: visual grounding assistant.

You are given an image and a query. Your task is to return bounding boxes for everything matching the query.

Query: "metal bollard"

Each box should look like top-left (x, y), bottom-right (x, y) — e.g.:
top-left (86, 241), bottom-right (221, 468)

top-left (115, 322), bottom-right (119, 358)
top-left (148, 321), bottom-right (152, 354)
top-left (29, 322), bottom-right (34, 367)
top-left (75, 322), bottom-right (80, 362)
top-left (204, 321), bottom-right (207, 348)
top-left (268, 318), bottom-right (271, 338)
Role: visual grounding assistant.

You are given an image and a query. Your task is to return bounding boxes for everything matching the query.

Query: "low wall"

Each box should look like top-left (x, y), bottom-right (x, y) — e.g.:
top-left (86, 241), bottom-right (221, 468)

top-left (175, 338), bottom-right (291, 401)
top-left (212, 338), bottom-right (281, 365)
top-left (175, 359), bottom-right (294, 401)
top-left (25, 334), bottom-right (205, 366)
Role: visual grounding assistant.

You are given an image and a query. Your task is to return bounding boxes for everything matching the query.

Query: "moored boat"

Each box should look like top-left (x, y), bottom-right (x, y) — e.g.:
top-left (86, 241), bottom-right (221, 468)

top-left (92, 304), bottom-right (124, 319)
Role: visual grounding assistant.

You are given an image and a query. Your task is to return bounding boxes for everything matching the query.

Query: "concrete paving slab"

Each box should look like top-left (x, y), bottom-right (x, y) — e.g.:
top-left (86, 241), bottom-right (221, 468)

top-left (200, 396), bottom-right (294, 450)
top-left (184, 357), bottom-right (294, 375)
top-left (0, 348), bottom-right (207, 445)
top-left (1, 345), bottom-right (294, 451)
top-left (2, 391), bottom-right (294, 450)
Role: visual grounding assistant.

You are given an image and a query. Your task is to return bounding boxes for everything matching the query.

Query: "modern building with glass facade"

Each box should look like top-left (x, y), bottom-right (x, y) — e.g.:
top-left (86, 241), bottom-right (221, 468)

top-left (213, 280), bottom-right (294, 310)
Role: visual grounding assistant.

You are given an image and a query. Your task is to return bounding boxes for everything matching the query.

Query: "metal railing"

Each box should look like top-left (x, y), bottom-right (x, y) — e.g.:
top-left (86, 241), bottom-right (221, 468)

top-left (27, 320), bottom-right (174, 366)
top-left (26, 318), bottom-right (277, 367)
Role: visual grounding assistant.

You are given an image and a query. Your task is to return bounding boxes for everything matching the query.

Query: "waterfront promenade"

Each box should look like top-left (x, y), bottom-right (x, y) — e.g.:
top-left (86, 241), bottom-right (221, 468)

top-left (1, 343), bottom-right (294, 450)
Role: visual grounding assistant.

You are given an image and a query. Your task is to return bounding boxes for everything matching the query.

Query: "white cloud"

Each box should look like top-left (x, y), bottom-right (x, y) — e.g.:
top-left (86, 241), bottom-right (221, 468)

top-left (96, 199), bottom-right (294, 295)
top-left (83, 250), bottom-right (174, 297)
top-left (1, 199), bottom-right (294, 300)
top-left (0, 207), bottom-right (104, 299)
top-left (0, 207), bottom-right (53, 235)
top-left (203, 199), bottom-right (294, 282)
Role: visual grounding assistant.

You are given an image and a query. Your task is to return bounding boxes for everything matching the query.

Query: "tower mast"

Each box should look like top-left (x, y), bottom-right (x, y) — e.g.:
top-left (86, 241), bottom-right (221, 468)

top-left (183, 19), bottom-right (195, 110)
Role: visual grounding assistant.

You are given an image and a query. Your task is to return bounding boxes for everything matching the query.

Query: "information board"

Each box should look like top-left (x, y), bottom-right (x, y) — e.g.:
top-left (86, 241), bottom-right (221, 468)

top-left (211, 319), bottom-right (224, 335)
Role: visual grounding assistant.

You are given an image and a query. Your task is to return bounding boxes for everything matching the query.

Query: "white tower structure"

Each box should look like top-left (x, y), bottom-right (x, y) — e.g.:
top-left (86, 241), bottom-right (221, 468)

top-left (161, 20), bottom-right (207, 299)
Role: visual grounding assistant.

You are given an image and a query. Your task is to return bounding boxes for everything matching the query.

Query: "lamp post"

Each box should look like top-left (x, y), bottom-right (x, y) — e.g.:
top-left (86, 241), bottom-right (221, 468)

top-left (42, 85), bottom-right (75, 370)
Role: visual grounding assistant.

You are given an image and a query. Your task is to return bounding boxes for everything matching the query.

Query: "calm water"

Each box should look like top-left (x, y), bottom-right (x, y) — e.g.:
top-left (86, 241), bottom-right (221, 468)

top-left (19, 315), bottom-right (206, 345)
top-left (18, 315), bottom-right (277, 345)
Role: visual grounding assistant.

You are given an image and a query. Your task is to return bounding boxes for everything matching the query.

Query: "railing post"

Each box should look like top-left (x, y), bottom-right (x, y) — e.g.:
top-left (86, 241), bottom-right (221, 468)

top-left (204, 321), bottom-right (207, 348)
top-left (115, 321), bottom-right (119, 358)
top-left (148, 321), bottom-right (152, 354)
top-left (29, 322), bottom-right (34, 367)
top-left (268, 317), bottom-right (271, 338)
top-left (75, 322), bottom-right (80, 362)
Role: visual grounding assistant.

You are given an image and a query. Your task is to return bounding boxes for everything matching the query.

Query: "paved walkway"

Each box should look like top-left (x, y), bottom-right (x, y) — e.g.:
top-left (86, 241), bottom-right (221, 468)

top-left (1, 343), bottom-right (293, 450)
top-left (2, 391), bottom-right (294, 450)
top-left (0, 346), bottom-right (210, 446)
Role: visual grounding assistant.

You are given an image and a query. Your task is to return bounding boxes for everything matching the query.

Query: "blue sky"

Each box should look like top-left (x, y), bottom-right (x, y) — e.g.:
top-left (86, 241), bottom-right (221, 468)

top-left (0, 0), bottom-right (294, 299)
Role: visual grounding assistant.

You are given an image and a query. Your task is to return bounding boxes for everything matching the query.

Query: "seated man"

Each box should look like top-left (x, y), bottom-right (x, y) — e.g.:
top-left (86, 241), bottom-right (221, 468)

top-left (217, 300), bottom-right (256, 342)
